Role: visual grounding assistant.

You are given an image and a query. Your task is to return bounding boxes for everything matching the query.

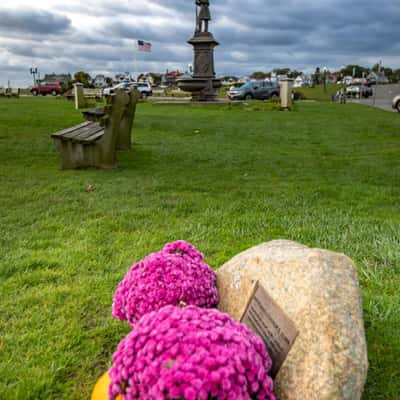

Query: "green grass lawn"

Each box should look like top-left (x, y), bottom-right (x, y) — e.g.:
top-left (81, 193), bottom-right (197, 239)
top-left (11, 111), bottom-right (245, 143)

top-left (0, 98), bottom-right (399, 399)
top-left (294, 83), bottom-right (344, 101)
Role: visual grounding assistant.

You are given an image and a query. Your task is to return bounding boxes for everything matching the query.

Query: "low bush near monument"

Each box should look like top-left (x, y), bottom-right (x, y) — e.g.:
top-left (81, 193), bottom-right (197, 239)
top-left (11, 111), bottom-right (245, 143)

top-left (109, 305), bottom-right (276, 400)
top-left (112, 240), bottom-right (218, 327)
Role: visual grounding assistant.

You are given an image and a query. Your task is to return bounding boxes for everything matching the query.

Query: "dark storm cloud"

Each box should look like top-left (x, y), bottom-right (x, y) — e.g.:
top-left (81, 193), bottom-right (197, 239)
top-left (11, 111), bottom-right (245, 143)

top-left (0, 8), bottom-right (71, 35)
top-left (1, 0), bottom-right (400, 87)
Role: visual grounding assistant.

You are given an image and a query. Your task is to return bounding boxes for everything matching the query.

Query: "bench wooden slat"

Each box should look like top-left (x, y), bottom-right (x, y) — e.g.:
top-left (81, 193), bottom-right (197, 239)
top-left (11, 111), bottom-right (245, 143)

top-left (62, 122), bottom-right (102, 140)
top-left (51, 121), bottom-right (92, 138)
top-left (83, 89), bottom-right (103, 99)
top-left (73, 125), bottom-right (103, 141)
top-left (80, 130), bottom-right (105, 143)
top-left (82, 108), bottom-right (105, 121)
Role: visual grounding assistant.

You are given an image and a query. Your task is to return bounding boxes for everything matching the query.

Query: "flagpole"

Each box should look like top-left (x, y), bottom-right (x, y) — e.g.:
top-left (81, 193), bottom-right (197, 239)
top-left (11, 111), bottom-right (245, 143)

top-left (133, 39), bottom-right (138, 81)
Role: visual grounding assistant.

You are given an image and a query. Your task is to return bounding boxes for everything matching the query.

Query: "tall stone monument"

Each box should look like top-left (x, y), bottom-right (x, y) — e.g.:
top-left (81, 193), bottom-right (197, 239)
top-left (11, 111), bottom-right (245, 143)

top-left (177, 0), bottom-right (221, 101)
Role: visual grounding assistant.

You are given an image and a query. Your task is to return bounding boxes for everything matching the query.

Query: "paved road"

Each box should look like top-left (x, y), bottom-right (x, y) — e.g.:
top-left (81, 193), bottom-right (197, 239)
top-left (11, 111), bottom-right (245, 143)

top-left (349, 84), bottom-right (400, 112)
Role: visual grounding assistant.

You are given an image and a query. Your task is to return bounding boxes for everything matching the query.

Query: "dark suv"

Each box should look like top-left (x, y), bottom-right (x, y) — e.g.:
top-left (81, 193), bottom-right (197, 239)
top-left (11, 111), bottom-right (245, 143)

top-left (228, 80), bottom-right (280, 100)
top-left (31, 82), bottom-right (62, 96)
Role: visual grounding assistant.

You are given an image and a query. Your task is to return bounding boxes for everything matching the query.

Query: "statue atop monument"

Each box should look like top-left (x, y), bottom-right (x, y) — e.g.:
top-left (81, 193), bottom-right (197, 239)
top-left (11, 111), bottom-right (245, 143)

top-left (177, 0), bottom-right (221, 101)
top-left (196, 0), bottom-right (211, 33)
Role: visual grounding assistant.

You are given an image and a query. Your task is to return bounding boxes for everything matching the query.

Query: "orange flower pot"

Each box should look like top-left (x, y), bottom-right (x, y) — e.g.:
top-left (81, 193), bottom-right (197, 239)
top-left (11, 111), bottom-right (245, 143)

top-left (91, 371), bottom-right (123, 400)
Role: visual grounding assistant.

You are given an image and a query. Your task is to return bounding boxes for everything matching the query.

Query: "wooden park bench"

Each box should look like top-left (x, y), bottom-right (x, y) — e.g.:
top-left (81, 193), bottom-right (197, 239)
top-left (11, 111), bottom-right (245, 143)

top-left (0, 88), bottom-right (19, 98)
top-left (10, 88), bottom-right (20, 98)
top-left (81, 88), bottom-right (139, 150)
top-left (51, 89), bottom-right (139, 169)
top-left (65, 87), bottom-right (103, 101)
top-left (83, 88), bottom-right (103, 100)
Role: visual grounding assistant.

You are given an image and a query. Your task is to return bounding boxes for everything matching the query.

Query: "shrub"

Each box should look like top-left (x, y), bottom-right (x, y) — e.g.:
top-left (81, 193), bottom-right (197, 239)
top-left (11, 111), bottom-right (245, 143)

top-left (109, 305), bottom-right (276, 400)
top-left (112, 241), bottom-right (218, 327)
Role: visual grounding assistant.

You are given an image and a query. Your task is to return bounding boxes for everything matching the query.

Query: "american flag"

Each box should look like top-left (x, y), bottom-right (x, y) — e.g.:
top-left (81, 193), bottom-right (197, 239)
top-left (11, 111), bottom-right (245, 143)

top-left (137, 40), bottom-right (152, 52)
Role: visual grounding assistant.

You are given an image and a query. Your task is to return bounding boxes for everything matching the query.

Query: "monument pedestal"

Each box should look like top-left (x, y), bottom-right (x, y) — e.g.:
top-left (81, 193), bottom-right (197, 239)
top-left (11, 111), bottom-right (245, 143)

top-left (177, 32), bottom-right (221, 101)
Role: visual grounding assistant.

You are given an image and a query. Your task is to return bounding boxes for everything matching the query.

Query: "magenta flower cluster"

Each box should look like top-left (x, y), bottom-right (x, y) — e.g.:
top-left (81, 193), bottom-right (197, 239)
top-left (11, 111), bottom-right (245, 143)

top-left (109, 305), bottom-right (276, 400)
top-left (112, 241), bottom-right (218, 327)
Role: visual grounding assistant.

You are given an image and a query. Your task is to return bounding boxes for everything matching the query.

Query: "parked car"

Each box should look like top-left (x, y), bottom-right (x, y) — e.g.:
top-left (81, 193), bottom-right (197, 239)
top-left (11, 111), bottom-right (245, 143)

top-left (392, 95), bottom-right (400, 112)
top-left (103, 81), bottom-right (136, 96)
top-left (136, 81), bottom-right (153, 98)
top-left (346, 83), bottom-right (373, 98)
top-left (103, 81), bottom-right (153, 98)
top-left (31, 82), bottom-right (62, 96)
top-left (227, 80), bottom-right (280, 100)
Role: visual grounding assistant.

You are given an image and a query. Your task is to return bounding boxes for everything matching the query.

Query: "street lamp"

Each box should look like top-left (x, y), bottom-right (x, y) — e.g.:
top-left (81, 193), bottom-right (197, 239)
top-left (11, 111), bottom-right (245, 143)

top-left (30, 67), bottom-right (38, 86)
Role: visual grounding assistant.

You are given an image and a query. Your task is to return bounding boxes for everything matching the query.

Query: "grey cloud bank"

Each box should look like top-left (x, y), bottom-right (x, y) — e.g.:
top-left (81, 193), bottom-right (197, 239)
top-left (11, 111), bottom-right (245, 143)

top-left (0, 8), bottom-right (71, 35)
top-left (0, 0), bottom-right (400, 87)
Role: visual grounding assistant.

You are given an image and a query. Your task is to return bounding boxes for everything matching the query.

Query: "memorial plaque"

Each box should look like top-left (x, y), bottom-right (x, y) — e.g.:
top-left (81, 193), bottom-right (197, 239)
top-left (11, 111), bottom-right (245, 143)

top-left (241, 281), bottom-right (299, 378)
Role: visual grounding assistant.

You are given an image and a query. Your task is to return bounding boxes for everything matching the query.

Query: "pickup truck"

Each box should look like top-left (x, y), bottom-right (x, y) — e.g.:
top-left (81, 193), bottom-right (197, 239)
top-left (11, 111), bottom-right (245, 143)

top-left (346, 83), bottom-right (373, 99)
top-left (31, 82), bottom-right (62, 96)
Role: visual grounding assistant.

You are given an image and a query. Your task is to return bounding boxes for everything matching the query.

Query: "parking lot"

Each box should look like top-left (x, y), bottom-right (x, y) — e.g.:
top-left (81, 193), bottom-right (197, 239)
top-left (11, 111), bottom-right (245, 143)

top-left (349, 84), bottom-right (400, 112)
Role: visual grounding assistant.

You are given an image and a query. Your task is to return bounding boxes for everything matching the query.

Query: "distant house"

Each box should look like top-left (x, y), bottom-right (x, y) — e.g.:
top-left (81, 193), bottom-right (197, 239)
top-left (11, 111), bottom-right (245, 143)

top-left (330, 72), bottom-right (341, 83)
top-left (367, 71), bottom-right (389, 84)
top-left (139, 73), bottom-right (155, 85)
top-left (342, 76), bottom-right (354, 85)
top-left (114, 73), bottom-right (132, 83)
top-left (161, 70), bottom-right (184, 86)
top-left (92, 74), bottom-right (108, 88)
top-left (270, 73), bottom-right (289, 83)
top-left (138, 73), bottom-right (162, 85)
top-left (221, 77), bottom-right (239, 85)
top-left (325, 73), bottom-right (338, 84)
top-left (293, 74), bottom-right (312, 88)
top-left (43, 73), bottom-right (72, 85)
top-left (238, 76), bottom-right (251, 83)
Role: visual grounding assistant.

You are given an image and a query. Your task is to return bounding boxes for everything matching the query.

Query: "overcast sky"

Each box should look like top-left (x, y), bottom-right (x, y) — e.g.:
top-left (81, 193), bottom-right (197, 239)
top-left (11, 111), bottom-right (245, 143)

top-left (1, 0), bottom-right (400, 87)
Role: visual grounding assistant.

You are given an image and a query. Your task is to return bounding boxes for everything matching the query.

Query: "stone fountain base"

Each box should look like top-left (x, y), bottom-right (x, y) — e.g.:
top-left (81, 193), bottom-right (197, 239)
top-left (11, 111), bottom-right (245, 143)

top-left (177, 77), bottom-right (222, 102)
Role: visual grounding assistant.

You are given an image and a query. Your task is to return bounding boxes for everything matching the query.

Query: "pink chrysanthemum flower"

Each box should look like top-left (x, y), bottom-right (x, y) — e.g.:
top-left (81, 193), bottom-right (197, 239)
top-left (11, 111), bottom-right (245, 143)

top-left (109, 305), bottom-right (276, 400)
top-left (112, 241), bottom-right (218, 327)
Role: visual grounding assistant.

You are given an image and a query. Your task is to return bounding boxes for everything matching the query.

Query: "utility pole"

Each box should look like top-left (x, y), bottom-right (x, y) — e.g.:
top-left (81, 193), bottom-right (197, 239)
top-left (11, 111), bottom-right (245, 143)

top-left (373, 61), bottom-right (381, 107)
top-left (323, 66), bottom-right (328, 93)
top-left (38, 71), bottom-right (41, 95)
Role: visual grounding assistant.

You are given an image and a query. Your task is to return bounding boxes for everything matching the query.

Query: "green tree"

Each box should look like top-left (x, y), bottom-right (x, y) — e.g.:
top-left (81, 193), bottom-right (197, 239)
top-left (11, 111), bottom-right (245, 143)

top-left (340, 65), bottom-right (370, 78)
top-left (273, 68), bottom-right (290, 76)
top-left (383, 67), bottom-right (394, 82)
top-left (393, 69), bottom-right (400, 83)
top-left (288, 70), bottom-right (302, 79)
top-left (221, 75), bottom-right (239, 82)
top-left (372, 63), bottom-right (381, 73)
top-left (148, 73), bottom-right (162, 86)
top-left (371, 64), bottom-right (394, 82)
top-left (74, 71), bottom-right (93, 87)
top-left (250, 71), bottom-right (269, 80)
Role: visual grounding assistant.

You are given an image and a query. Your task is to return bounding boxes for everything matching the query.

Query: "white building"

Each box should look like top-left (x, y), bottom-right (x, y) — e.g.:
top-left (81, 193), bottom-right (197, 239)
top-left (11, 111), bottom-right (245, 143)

top-left (239, 76), bottom-right (251, 83)
top-left (114, 73), bottom-right (132, 83)
top-left (293, 74), bottom-right (312, 88)
top-left (92, 75), bottom-right (108, 88)
top-left (367, 71), bottom-right (389, 84)
top-left (342, 76), bottom-right (354, 85)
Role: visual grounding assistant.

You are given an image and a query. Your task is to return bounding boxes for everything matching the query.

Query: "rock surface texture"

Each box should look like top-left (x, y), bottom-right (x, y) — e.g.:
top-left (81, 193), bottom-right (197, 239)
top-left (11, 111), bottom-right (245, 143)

top-left (216, 240), bottom-right (368, 400)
